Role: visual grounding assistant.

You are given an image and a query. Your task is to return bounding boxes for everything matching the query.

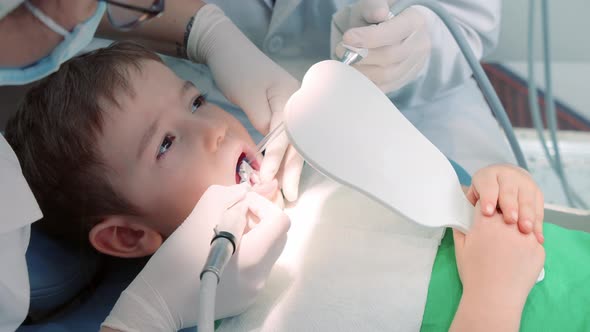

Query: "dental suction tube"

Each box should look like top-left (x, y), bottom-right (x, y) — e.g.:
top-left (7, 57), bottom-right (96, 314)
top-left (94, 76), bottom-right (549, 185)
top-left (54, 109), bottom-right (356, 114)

top-left (198, 237), bottom-right (235, 332)
top-left (386, 0), bottom-right (528, 170)
top-left (527, 0), bottom-right (587, 208)
top-left (197, 188), bottom-right (250, 332)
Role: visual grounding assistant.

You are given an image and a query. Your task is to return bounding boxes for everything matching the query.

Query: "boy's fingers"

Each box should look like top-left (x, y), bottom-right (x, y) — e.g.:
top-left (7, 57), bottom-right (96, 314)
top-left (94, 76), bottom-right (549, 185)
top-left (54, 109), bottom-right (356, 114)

top-left (465, 185), bottom-right (478, 206)
top-left (472, 174), bottom-right (499, 215)
top-left (535, 190), bottom-right (545, 244)
top-left (497, 178), bottom-right (519, 224)
top-left (517, 187), bottom-right (536, 234)
top-left (452, 228), bottom-right (466, 251)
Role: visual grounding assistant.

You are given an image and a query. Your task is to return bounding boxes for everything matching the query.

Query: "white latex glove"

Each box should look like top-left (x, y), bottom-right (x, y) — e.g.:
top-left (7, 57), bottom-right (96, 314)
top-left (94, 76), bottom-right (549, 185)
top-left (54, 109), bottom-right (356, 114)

top-left (101, 184), bottom-right (290, 332)
top-left (331, 0), bottom-right (434, 94)
top-left (186, 4), bottom-right (304, 202)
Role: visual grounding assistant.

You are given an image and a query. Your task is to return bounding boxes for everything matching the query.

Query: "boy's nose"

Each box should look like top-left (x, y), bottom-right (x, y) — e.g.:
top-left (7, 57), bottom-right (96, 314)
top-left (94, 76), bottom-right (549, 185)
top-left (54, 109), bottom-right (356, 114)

top-left (203, 122), bottom-right (228, 151)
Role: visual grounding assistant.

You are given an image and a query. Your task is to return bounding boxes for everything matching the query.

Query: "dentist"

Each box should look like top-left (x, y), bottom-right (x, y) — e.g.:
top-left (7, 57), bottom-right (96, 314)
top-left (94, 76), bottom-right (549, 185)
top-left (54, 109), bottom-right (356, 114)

top-left (0, 1), bottom-right (295, 330)
top-left (201, 0), bottom-right (513, 175)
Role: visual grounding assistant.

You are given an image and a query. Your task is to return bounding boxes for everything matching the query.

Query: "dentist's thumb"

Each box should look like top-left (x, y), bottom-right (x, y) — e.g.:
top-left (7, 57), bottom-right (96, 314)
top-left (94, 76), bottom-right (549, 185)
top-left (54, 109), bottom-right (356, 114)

top-left (343, 0), bottom-right (393, 47)
top-left (239, 192), bottom-right (290, 268)
top-left (360, 0), bottom-right (392, 23)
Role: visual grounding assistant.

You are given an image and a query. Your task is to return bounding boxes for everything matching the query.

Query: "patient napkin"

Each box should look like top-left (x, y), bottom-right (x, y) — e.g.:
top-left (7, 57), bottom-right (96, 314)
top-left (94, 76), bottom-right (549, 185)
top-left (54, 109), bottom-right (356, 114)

top-left (218, 166), bottom-right (444, 331)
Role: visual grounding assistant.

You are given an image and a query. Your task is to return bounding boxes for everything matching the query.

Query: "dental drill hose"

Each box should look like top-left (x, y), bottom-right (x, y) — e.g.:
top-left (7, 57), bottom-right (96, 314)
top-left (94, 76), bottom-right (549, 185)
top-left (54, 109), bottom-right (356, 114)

top-left (376, 0), bottom-right (529, 170)
top-left (198, 183), bottom-right (250, 332)
top-left (527, 0), bottom-right (587, 208)
top-left (198, 237), bottom-right (234, 332)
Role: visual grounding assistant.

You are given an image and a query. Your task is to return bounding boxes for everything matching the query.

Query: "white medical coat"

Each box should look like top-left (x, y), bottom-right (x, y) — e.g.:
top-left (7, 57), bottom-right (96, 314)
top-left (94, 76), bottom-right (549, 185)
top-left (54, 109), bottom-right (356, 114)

top-left (198, 0), bottom-right (515, 173)
top-left (0, 135), bottom-right (42, 331)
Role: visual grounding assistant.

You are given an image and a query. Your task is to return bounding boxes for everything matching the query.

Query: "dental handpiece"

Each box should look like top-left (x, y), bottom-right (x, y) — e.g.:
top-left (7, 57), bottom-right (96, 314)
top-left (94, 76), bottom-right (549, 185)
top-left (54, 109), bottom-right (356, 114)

top-left (340, 12), bottom-right (395, 65)
top-left (254, 14), bottom-right (394, 156)
top-left (255, 122), bottom-right (286, 156)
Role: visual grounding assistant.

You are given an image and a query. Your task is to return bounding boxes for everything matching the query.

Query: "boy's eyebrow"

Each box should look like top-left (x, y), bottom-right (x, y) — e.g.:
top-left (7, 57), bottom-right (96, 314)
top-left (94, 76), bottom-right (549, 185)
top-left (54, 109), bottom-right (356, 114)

top-left (182, 80), bottom-right (194, 94)
top-left (136, 80), bottom-right (195, 160)
top-left (137, 118), bottom-right (159, 160)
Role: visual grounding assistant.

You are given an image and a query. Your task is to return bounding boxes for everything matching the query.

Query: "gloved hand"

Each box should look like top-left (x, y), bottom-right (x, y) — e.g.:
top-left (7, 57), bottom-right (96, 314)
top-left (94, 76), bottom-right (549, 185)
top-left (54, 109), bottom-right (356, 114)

top-left (331, 0), bottom-right (434, 94)
top-left (186, 4), bottom-right (304, 202)
top-left (101, 184), bottom-right (290, 332)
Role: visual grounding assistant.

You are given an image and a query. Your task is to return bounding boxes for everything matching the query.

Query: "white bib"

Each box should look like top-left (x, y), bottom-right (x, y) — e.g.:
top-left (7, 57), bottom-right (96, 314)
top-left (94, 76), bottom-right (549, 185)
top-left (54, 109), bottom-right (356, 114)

top-left (218, 166), bottom-right (443, 331)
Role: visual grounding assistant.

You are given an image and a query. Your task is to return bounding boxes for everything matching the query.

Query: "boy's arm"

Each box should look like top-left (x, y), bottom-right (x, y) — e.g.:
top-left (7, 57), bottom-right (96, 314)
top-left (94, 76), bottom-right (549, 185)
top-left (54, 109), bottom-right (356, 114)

top-left (450, 204), bottom-right (545, 332)
top-left (450, 290), bottom-right (523, 332)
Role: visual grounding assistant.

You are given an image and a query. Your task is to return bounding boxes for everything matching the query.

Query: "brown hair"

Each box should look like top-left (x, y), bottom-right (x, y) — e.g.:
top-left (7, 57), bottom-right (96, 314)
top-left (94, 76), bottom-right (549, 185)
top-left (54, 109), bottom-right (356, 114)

top-left (4, 41), bottom-right (163, 249)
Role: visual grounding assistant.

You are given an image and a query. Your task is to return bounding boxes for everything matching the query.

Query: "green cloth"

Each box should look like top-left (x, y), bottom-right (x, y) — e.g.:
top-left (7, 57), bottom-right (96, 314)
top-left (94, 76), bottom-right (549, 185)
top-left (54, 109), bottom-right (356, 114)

top-left (421, 223), bottom-right (590, 331)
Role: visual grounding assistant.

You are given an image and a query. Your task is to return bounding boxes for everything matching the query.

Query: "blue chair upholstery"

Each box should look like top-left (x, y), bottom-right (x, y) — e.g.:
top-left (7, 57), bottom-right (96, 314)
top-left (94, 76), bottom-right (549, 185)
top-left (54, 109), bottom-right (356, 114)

top-left (19, 161), bottom-right (471, 331)
top-left (25, 226), bottom-right (101, 320)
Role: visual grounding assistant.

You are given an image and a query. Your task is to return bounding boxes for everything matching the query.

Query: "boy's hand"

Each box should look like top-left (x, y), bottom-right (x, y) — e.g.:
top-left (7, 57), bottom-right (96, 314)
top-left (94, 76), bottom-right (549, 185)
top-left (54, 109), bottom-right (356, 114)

top-left (466, 164), bottom-right (544, 244)
top-left (453, 205), bottom-right (545, 314)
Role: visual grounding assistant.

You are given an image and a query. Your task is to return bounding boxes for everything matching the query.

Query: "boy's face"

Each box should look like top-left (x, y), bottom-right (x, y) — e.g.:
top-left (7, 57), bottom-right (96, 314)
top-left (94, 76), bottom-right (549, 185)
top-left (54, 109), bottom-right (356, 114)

top-left (98, 60), bottom-right (259, 237)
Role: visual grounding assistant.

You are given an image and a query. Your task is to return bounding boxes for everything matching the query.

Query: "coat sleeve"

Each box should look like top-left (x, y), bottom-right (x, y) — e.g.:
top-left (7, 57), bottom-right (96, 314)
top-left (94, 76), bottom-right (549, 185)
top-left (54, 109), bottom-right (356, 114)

top-left (389, 0), bottom-right (502, 107)
top-left (0, 225), bottom-right (31, 331)
top-left (0, 136), bottom-right (42, 330)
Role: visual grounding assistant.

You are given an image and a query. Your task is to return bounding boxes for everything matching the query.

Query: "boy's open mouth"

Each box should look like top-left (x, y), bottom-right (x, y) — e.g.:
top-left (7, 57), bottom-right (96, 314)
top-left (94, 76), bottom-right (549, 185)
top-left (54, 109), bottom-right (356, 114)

top-left (235, 152), bottom-right (260, 184)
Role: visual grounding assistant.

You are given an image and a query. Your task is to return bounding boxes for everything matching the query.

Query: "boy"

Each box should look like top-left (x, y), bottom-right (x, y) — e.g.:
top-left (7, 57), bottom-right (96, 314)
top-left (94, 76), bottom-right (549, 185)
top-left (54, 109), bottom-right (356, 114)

top-left (6, 42), bottom-right (587, 331)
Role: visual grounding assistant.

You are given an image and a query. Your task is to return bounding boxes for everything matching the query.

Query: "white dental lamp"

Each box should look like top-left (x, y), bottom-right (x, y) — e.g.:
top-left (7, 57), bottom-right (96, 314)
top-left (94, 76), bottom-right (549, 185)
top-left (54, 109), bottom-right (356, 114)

top-left (284, 60), bottom-right (475, 233)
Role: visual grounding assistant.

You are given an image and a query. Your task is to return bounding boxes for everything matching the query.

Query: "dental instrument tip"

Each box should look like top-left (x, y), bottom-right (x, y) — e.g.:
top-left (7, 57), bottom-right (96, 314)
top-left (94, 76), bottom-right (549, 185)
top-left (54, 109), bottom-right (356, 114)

top-left (341, 50), bottom-right (361, 65)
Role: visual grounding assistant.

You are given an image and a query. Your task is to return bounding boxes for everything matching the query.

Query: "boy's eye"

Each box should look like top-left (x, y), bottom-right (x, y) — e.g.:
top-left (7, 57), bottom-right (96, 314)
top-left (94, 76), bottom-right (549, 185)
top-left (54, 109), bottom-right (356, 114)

top-left (191, 94), bottom-right (207, 113)
top-left (157, 135), bottom-right (176, 159)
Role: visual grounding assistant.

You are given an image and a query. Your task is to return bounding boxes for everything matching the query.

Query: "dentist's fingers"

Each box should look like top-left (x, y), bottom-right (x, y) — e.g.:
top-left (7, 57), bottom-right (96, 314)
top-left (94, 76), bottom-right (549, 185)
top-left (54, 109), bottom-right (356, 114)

top-left (252, 179), bottom-right (279, 201)
top-left (359, 0), bottom-right (392, 23)
top-left (238, 192), bottom-right (291, 267)
top-left (187, 183), bottom-right (249, 221)
top-left (245, 192), bottom-right (291, 233)
top-left (343, 8), bottom-right (422, 48)
top-left (279, 145), bottom-right (304, 202)
top-left (260, 131), bottom-right (290, 181)
top-left (535, 190), bottom-right (545, 244)
top-left (221, 200), bottom-right (250, 237)
top-left (259, 110), bottom-right (289, 182)
top-left (352, 43), bottom-right (412, 66)
top-left (354, 53), bottom-right (427, 92)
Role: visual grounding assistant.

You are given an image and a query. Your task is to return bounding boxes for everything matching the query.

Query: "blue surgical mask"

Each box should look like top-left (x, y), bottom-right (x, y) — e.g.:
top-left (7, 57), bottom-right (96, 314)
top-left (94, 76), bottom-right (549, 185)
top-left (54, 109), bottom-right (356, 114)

top-left (0, 1), bottom-right (106, 86)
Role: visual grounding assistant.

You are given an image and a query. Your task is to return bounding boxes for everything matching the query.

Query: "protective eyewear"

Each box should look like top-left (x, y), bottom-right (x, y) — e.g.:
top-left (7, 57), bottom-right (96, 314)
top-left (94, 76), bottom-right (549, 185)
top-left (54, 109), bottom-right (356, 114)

top-left (102, 0), bottom-right (165, 30)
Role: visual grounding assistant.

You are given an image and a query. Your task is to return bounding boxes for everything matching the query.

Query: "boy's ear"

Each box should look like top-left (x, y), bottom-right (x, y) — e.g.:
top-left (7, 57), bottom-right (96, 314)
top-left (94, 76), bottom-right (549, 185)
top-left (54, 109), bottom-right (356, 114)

top-left (89, 216), bottom-right (163, 258)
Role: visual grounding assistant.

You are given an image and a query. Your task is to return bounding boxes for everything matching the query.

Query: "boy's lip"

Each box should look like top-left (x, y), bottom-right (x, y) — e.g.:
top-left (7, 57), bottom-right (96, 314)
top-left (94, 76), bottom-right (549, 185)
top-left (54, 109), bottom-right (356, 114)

top-left (234, 144), bottom-right (260, 184)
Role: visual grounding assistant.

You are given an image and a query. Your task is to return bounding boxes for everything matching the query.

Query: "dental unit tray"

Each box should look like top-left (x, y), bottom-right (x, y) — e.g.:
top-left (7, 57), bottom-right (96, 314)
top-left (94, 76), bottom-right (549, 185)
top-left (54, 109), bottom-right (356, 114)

top-left (283, 60), bottom-right (544, 281)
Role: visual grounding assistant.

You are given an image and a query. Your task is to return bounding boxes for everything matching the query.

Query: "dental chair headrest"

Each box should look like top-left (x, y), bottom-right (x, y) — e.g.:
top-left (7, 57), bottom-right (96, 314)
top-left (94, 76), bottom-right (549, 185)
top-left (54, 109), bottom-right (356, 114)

top-left (26, 224), bottom-right (101, 321)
